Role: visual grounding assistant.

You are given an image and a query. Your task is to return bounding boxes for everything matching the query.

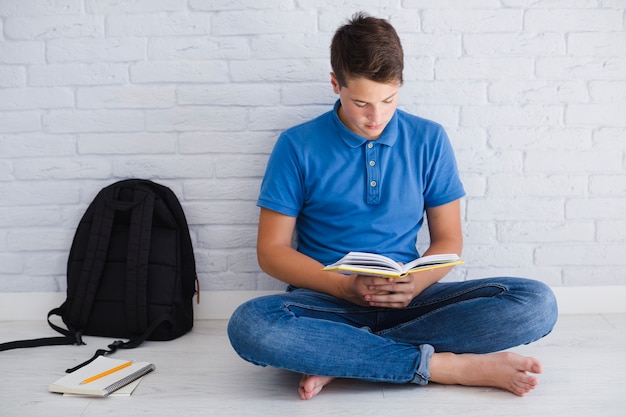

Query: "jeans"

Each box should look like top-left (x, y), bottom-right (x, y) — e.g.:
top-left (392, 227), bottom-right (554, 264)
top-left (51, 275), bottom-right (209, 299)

top-left (227, 277), bottom-right (558, 385)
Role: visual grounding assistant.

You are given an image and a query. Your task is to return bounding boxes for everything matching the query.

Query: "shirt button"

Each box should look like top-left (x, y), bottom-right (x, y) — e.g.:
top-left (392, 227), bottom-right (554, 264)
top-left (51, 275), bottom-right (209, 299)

top-left (369, 160), bottom-right (375, 166)
top-left (370, 181), bottom-right (377, 187)
top-left (367, 142), bottom-right (374, 149)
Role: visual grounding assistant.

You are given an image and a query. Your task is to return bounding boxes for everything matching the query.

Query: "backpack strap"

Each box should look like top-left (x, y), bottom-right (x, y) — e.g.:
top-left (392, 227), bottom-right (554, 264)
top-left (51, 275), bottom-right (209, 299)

top-left (66, 190), bottom-right (116, 331)
top-left (65, 313), bottom-right (171, 373)
top-left (0, 305), bottom-right (83, 351)
top-left (124, 189), bottom-right (154, 336)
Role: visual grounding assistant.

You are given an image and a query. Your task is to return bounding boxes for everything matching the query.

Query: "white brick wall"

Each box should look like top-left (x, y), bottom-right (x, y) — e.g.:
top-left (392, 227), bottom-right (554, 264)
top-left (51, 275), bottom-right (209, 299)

top-left (0, 0), bottom-right (625, 293)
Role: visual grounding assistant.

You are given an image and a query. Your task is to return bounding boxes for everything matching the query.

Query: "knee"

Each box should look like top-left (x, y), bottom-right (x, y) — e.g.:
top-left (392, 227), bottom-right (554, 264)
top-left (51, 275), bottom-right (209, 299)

top-left (227, 301), bottom-right (259, 356)
top-left (527, 279), bottom-right (559, 336)
top-left (227, 297), bottom-right (281, 365)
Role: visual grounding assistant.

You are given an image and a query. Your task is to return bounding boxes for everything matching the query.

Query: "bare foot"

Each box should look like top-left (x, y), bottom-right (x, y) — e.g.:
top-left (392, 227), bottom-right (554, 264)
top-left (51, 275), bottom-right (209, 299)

top-left (298, 374), bottom-right (335, 400)
top-left (429, 351), bottom-right (543, 396)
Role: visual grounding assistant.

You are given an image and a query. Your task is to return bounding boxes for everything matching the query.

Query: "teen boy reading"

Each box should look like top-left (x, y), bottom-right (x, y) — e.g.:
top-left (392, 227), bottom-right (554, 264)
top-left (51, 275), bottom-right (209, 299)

top-left (228, 12), bottom-right (558, 400)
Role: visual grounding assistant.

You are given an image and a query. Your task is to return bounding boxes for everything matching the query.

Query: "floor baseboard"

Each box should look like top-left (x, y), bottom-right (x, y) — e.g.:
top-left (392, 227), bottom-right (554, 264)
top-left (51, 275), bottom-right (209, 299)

top-left (0, 286), bottom-right (624, 321)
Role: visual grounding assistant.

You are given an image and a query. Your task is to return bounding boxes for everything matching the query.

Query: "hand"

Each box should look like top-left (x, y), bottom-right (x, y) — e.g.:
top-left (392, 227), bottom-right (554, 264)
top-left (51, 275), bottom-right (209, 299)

top-left (348, 274), bottom-right (420, 309)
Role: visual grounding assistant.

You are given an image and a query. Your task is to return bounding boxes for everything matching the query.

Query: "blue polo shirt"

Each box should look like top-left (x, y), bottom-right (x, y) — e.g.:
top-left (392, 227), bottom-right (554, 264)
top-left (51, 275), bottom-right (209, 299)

top-left (258, 100), bottom-right (465, 266)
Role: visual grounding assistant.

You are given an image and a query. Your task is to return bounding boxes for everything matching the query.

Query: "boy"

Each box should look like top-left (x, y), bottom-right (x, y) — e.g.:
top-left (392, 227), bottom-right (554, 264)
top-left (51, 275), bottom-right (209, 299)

top-left (228, 12), bottom-right (557, 400)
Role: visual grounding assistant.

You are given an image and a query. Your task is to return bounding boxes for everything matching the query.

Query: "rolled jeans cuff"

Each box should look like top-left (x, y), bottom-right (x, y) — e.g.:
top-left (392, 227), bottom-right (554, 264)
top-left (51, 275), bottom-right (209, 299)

top-left (411, 344), bottom-right (434, 385)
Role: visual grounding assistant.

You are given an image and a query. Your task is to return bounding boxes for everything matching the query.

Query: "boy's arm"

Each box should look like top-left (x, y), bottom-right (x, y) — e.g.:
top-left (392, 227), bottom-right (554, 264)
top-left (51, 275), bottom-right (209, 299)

top-left (413, 198), bottom-right (464, 290)
top-left (256, 207), bottom-right (368, 305)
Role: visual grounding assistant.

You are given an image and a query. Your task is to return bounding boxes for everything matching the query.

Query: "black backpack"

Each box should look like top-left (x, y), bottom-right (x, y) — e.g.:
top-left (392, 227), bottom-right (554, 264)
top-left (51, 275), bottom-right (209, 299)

top-left (0, 179), bottom-right (198, 370)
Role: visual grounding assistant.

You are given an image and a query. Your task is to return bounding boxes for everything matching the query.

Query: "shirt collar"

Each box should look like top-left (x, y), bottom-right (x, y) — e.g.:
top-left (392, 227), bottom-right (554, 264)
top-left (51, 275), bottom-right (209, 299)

top-left (332, 100), bottom-right (399, 148)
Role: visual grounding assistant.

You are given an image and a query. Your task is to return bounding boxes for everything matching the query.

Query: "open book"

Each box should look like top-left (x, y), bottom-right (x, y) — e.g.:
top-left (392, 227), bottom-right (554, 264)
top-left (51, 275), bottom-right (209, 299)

top-left (323, 251), bottom-right (463, 278)
top-left (49, 356), bottom-right (155, 397)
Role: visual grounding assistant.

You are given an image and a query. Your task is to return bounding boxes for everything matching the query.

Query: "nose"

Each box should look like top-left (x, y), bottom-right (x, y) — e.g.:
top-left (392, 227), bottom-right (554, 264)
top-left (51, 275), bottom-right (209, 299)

top-left (366, 105), bottom-right (382, 122)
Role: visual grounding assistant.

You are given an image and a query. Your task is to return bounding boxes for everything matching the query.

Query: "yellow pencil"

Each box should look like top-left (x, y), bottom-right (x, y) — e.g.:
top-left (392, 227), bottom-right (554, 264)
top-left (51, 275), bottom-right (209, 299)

top-left (79, 361), bottom-right (132, 385)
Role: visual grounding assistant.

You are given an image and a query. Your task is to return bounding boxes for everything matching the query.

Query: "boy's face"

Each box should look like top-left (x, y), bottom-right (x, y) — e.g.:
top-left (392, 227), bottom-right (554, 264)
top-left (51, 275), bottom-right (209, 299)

top-left (331, 73), bottom-right (400, 140)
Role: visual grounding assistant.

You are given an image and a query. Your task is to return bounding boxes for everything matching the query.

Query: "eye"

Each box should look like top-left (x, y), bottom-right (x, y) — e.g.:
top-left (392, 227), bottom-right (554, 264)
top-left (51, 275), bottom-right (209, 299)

top-left (354, 102), bottom-right (366, 108)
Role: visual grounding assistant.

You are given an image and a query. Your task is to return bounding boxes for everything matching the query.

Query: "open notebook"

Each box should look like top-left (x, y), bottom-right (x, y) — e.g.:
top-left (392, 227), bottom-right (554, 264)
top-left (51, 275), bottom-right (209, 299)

top-left (49, 356), bottom-right (155, 397)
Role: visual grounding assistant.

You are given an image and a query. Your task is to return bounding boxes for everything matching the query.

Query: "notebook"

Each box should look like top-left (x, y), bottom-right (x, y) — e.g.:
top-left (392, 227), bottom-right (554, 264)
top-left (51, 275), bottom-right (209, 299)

top-left (49, 356), bottom-right (155, 397)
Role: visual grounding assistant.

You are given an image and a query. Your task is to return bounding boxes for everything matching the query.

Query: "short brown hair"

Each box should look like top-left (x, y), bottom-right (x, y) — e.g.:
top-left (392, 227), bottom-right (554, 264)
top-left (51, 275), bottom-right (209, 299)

top-left (330, 12), bottom-right (404, 88)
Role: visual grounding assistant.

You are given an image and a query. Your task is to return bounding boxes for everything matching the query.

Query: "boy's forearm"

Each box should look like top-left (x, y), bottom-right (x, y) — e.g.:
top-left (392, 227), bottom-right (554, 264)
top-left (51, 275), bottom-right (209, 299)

top-left (257, 244), bottom-right (350, 299)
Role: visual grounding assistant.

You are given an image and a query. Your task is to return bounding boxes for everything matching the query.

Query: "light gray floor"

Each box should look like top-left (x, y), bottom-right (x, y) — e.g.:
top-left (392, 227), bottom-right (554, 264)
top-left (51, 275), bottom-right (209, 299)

top-left (1, 314), bottom-right (624, 417)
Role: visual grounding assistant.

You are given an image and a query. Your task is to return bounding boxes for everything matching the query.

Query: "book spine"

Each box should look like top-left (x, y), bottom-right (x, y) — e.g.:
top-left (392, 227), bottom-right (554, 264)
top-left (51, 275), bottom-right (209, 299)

top-left (103, 364), bottom-right (155, 396)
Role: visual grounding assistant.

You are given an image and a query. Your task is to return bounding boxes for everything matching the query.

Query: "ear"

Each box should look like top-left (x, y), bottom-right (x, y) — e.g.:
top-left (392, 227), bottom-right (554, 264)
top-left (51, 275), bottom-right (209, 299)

top-left (330, 72), bottom-right (341, 94)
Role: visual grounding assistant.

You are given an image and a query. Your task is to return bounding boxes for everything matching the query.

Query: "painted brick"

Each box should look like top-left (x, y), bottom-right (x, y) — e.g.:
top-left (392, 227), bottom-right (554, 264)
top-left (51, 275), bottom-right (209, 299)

top-left (43, 110), bottom-right (145, 133)
top-left (4, 15), bottom-right (104, 40)
top-left (525, 9), bottom-right (622, 32)
top-left (589, 81), bottom-right (626, 103)
top-left (525, 151), bottom-right (622, 173)
top-left (184, 201), bottom-right (260, 225)
top-left (0, 207), bottom-right (63, 227)
top-left (456, 149), bottom-right (523, 174)
top-left (0, 40), bottom-right (44, 64)
top-left (566, 104), bottom-right (626, 126)
top-left (597, 221), bottom-right (626, 241)
top-left (488, 174), bottom-right (588, 196)
top-left (130, 61), bottom-right (230, 83)
top-left (0, 134), bottom-right (76, 157)
top-left (594, 128), bottom-right (626, 151)
top-left (106, 13), bottom-right (210, 37)
top-left (497, 221), bottom-right (595, 243)
top-left (47, 38), bottom-right (146, 63)
top-left (212, 10), bottom-right (316, 36)
top-left (215, 155), bottom-right (270, 178)
top-left (536, 57), bottom-right (626, 80)
top-left (229, 59), bottom-right (329, 82)
top-left (78, 133), bottom-right (177, 154)
top-left (112, 156), bottom-right (217, 179)
top-left (536, 244), bottom-right (626, 267)
top-left (77, 86), bottom-right (176, 109)
top-left (148, 37), bottom-right (250, 61)
top-left (177, 83), bottom-right (280, 107)
top-left (0, 66), bottom-right (26, 87)
top-left (85, 0), bottom-right (184, 14)
top-left (464, 33), bottom-right (565, 56)
top-left (0, 111), bottom-right (41, 133)
top-left (461, 105), bottom-right (562, 127)
top-left (436, 58), bottom-right (534, 80)
top-left (0, 254), bottom-right (23, 274)
top-left (28, 63), bottom-right (128, 86)
top-left (0, 87), bottom-right (74, 110)
top-left (563, 267), bottom-right (626, 286)
top-left (568, 33), bottom-right (626, 56)
top-left (189, 0), bottom-right (292, 11)
top-left (467, 198), bottom-right (565, 221)
top-left (488, 80), bottom-right (587, 104)
top-left (566, 198), bottom-right (626, 220)
top-left (250, 35), bottom-right (330, 60)
top-left (463, 244), bottom-right (534, 267)
top-left (146, 107), bottom-right (248, 132)
top-left (422, 9), bottom-right (523, 33)
top-left (178, 131), bottom-right (277, 155)
top-left (403, 81), bottom-right (487, 105)
top-left (14, 158), bottom-right (112, 180)
top-left (23, 253), bottom-right (66, 277)
top-left (488, 127), bottom-right (592, 151)
top-left (589, 175), bottom-right (626, 196)
top-left (0, 182), bottom-right (80, 206)
top-left (184, 179), bottom-right (262, 201)
top-left (0, 0), bottom-right (81, 17)
top-left (401, 34), bottom-right (461, 58)
top-left (0, 160), bottom-right (12, 181)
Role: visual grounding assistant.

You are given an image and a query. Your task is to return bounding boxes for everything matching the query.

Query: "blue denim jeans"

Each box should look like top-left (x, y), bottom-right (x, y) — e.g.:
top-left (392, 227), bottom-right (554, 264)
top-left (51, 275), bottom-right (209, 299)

top-left (227, 277), bottom-right (558, 385)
